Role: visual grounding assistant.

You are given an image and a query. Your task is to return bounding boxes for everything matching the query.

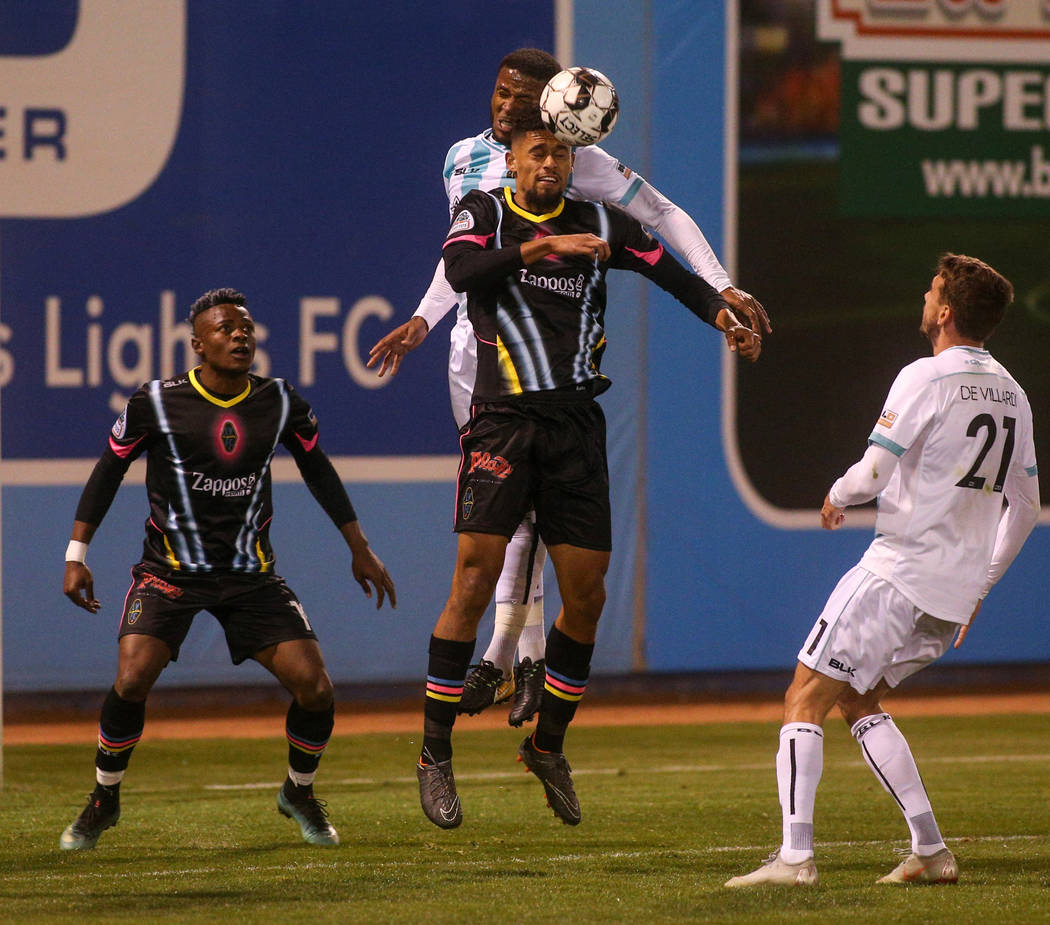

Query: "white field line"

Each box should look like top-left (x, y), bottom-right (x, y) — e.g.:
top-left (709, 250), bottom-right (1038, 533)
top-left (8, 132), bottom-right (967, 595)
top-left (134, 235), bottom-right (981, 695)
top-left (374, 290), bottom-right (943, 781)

top-left (5, 834), bottom-right (1043, 885)
top-left (200, 752), bottom-right (1050, 792)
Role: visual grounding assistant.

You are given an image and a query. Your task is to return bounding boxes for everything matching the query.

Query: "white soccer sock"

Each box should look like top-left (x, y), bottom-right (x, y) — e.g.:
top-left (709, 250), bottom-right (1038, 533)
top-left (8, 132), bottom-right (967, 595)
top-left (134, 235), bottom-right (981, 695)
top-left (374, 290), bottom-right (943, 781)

top-left (482, 603), bottom-right (527, 675)
top-left (852, 713), bottom-right (945, 855)
top-left (517, 597), bottom-right (546, 663)
top-left (287, 766), bottom-right (316, 788)
top-left (96, 769), bottom-right (124, 787)
top-left (776, 722), bottom-right (824, 864)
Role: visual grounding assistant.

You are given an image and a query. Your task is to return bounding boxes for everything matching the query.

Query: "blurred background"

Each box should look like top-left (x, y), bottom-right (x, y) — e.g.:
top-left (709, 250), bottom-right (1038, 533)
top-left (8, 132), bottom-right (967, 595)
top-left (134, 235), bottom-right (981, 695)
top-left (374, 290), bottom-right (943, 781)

top-left (1, 1), bottom-right (1045, 714)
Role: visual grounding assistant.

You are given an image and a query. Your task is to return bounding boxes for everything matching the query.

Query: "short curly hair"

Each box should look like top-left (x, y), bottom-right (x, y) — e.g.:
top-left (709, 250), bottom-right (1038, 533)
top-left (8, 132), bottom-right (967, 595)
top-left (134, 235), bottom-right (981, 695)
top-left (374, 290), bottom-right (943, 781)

top-left (188, 288), bottom-right (247, 326)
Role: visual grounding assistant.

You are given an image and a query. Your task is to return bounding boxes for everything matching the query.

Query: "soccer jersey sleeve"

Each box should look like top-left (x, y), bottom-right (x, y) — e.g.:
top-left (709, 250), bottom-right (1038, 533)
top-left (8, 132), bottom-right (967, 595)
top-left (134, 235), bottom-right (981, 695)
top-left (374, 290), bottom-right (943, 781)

top-left (866, 361), bottom-right (938, 457)
top-left (982, 392), bottom-right (1041, 596)
top-left (608, 209), bottom-right (728, 328)
top-left (571, 146), bottom-right (732, 291)
top-left (74, 385), bottom-right (154, 525)
top-left (442, 191), bottom-right (524, 291)
top-left (281, 385), bottom-right (357, 527)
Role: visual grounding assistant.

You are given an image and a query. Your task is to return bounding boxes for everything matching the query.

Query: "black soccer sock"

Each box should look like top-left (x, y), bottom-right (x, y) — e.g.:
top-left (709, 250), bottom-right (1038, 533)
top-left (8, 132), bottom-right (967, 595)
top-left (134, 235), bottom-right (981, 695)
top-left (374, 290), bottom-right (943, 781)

top-left (534, 624), bottom-right (594, 754)
top-left (95, 686), bottom-right (146, 775)
top-left (286, 700), bottom-right (335, 777)
top-left (421, 634), bottom-right (475, 764)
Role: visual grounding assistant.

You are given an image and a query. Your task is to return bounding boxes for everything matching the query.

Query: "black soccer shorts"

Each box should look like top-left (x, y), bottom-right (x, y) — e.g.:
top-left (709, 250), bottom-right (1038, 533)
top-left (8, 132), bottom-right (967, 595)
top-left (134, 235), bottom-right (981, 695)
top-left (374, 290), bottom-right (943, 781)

top-left (118, 563), bottom-right (317, 663)
top-left (454, 397), bottom-right (611, 551)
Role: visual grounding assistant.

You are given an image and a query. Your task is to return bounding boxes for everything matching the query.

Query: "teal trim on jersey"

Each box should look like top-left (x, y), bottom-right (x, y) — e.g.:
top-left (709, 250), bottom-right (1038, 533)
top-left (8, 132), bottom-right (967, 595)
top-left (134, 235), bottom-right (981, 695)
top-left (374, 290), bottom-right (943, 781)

top-left (929, 369), bottom-right (1002, 383)
top-left (868, 432), bottom-right (906, 457)
top-left (618, 175), bottom-right (644, 207)
top-left (1026, 464), bottom-right (1039, 477)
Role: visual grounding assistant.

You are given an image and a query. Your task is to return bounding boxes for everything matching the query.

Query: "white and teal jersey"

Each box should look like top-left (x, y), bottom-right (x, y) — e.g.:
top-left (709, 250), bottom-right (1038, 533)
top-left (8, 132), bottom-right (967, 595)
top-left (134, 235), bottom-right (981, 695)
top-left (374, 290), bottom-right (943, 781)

top-left (859, 345), bottom-right (1037, 622)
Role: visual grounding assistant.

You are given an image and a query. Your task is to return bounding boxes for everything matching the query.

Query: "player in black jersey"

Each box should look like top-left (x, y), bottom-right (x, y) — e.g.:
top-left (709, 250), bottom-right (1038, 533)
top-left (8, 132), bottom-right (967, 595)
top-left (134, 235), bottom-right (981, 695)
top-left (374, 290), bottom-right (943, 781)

top-left (59, 288), bottom-right (396, 851)
top-left (416, 117), bottom-right (760, 829)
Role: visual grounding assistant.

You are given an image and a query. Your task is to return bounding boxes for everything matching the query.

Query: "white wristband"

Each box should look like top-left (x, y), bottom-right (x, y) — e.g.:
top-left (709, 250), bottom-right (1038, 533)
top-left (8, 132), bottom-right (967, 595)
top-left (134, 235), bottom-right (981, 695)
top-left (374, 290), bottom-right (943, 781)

top-left (65, 540), bottom-right (89, 564)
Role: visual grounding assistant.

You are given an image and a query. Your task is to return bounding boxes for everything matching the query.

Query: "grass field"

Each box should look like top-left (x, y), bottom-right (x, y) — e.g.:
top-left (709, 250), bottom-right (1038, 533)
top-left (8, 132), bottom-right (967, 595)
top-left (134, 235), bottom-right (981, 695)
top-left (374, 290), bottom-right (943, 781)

top-left (2, 713), bottom-right (1048, 923)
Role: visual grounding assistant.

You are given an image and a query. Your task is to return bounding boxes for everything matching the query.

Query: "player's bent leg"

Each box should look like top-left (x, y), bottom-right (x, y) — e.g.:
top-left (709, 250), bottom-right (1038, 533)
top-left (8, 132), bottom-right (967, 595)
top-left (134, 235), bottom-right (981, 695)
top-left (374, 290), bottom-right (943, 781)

top-left (464, 517), bottom-right (543, 716)
top-left (61, 635), bottom-right (169, 851)
top-left (420, 533), bottom-right (507, 827)
top-left (258, 640), bottom-right (339, 845)
top-left (517, 544), bottom-right (607, 824)
top-left (726, 664), bottom-right (844, 882)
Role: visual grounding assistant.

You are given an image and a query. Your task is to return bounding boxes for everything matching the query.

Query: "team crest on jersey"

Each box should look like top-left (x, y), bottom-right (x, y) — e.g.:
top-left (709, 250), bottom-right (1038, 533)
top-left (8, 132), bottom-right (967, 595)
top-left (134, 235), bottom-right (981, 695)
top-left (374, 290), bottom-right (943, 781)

top-left (111, 405), bottom-right (129, 439)
top-left (877, 409), bottom-right (898, 428)
top-left (616, 161), bottom-right (632, 179)
top-left (215, 416), bottom-right (242, 459)
top-left (451, 209), bottom-right (474, 234)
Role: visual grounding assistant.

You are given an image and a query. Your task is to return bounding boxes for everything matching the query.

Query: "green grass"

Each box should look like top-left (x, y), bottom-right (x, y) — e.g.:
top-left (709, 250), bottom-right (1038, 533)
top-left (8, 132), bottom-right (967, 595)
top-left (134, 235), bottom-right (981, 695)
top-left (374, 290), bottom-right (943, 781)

top-left (2, 714), bottom-right (1048, 923)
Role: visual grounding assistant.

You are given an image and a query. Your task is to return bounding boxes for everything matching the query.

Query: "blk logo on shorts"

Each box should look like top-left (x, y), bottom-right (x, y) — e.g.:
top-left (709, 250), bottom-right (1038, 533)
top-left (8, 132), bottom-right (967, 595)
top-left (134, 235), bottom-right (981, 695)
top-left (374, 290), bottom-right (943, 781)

top-left (468, 451), bottom-right (513, 479)
top-left (829, 657), bottom-right (856, 677)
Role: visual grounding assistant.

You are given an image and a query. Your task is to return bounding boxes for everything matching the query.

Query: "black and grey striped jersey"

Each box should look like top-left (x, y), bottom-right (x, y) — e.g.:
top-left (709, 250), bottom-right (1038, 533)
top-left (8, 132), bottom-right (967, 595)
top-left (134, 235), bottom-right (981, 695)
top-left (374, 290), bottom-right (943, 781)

top-left (75, 368), bottom-right (354, 574)
top-left (442, 186), bottom-right (728, 404)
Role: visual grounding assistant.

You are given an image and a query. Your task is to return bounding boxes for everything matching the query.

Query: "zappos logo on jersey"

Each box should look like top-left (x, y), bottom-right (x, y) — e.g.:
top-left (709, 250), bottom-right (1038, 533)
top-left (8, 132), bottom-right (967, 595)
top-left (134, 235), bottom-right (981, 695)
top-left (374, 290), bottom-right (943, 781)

top-left (0, 1), bottom-right (186, 218)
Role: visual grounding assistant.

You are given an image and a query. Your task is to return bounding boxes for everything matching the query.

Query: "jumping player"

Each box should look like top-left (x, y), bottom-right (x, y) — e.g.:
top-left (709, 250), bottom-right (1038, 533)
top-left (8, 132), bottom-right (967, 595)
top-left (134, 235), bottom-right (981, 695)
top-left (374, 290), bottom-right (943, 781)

top-left (370, 48), bottom-right (770, 727)
top-left (415, 116), bottom-right (759, 829)
top-left (60, 288), bottom-right (396, 851)
top-left (725, 254), bottom-right (1039, 887)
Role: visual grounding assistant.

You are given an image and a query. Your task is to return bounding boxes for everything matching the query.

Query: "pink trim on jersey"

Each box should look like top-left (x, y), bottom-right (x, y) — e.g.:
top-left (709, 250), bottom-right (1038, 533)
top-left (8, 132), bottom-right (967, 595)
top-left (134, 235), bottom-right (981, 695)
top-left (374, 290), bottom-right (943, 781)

top-left (295, 431), bottom-right (318, 453)
top-left (258, 515), bottom-right (273, 529)
top-left (109, 433), bottom-right (146, 458)
top-left (443, 233), bottom-right (494, 249)
top-left (473, 333), bottom-right (498, 347)
top-left (625, 242), bottom-right (664, 266)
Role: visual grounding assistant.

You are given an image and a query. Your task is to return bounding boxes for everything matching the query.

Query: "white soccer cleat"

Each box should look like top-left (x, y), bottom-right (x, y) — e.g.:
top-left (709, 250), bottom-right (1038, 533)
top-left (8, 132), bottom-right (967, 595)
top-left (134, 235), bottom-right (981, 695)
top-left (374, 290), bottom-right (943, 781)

top-left (877, 847), bottom-right (958, 884)
top-left (724, 850), bottom-right (819, 888)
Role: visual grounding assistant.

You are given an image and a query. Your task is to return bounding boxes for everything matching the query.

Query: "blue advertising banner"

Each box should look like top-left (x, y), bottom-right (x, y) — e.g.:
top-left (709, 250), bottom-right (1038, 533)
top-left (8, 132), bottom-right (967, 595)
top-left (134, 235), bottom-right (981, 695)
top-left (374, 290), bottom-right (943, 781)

top-left (0, 1), bottom-right (557, 464)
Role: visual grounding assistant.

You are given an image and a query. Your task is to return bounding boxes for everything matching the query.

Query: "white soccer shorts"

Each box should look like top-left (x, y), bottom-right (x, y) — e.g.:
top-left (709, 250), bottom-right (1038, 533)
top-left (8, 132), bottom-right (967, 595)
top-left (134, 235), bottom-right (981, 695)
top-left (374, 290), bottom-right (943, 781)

top-left (798, 565), bottom-right (958, 693)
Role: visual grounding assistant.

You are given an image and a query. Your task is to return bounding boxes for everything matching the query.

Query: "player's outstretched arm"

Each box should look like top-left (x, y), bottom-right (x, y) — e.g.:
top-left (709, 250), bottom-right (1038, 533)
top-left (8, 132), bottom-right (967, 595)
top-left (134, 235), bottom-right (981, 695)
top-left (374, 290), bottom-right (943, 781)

top-left (341, 520), bottom-right (397, 610)
top-left (63, 520), bottom-right (101, 613)
top-left (367, 316), bottom-right (430, 378)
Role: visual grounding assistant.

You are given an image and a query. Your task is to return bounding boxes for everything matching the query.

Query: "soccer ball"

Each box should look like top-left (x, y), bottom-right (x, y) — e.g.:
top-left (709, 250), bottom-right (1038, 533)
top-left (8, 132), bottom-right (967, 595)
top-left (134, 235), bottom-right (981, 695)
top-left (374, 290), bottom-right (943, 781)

top-left (539, 67), bottom-right (620, 147)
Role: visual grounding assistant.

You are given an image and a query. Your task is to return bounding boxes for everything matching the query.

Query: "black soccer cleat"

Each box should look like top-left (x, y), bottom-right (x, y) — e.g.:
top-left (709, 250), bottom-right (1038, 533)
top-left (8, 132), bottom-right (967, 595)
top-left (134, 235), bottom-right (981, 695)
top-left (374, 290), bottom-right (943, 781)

top-left (457, 660), bottom-right (513, 715)
top-left (277, 780), bottom-right (339, 846)
top-left (517, 734), bottom-right (580, 825)
top-left (417, 757), bottom-right (462, 829)
top-left (60, 786), bottom-right (121, 850)
top-left (508, 657), bottom-right (545, 727)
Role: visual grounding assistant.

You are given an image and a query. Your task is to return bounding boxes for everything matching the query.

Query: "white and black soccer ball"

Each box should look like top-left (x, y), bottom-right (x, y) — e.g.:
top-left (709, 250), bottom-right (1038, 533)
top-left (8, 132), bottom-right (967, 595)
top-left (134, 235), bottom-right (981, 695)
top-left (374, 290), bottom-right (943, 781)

top-left (539, 66), bottom-right (620, 147)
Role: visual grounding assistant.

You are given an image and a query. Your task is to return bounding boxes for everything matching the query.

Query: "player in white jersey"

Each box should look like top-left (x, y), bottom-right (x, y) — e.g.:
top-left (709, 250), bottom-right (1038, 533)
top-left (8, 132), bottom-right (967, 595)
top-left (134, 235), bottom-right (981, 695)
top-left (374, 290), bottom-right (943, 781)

top-left (370, 48), bottom-right (769, 726)
top-left (726, 254), bottom-right (1039, 889)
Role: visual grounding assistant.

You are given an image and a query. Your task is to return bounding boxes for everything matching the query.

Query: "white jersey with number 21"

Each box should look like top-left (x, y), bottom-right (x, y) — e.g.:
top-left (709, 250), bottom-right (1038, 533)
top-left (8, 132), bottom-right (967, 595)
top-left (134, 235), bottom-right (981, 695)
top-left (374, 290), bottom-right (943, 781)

top-left (859, 345), bottom-right (1037, 623)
